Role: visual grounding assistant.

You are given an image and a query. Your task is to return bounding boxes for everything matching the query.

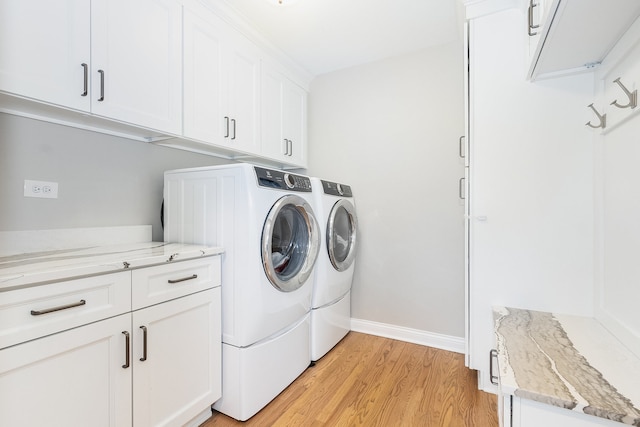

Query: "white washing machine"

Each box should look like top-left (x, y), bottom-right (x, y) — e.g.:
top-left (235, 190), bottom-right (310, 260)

top-left (309, 177), bottom-right (358, 361)
top-left (163, 163), bottom-right (320, 421)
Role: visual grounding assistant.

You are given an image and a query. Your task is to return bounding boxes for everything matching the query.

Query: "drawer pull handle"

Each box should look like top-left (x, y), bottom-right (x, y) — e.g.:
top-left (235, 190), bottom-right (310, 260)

top-left (122, 331), bottom-right (130, 369)
top-left (490, 349), bottom-right (499, 385)
top-left (30, 299), bottom-right (86, 316)
top-left (167, 274), bottom-right (198, 284)
top-left (140, 326), bottom-right (148, 362)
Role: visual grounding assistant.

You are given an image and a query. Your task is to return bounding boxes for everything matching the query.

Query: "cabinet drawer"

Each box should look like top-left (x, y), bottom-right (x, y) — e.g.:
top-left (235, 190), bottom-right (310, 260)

top-left (0, 271), bottom-right (131, 350)
top-left (131, 256), bottom-right (221, 310)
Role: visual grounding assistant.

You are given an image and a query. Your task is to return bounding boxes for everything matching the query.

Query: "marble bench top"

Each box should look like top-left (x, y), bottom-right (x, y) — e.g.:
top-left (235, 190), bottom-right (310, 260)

top-left (494, 306), bottom-right (640, 426)
top-left (0, 242), bottom-right (224, 292)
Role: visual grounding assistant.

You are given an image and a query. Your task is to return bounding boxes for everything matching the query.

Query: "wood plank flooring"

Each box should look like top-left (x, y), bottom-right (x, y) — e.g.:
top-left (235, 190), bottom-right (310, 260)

top-left (201, 332), bottom-right (498, 426)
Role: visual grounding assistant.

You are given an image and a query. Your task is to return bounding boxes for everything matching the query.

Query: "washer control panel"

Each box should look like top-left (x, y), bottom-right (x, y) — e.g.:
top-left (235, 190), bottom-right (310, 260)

top-left (321, 180), bottom-right (353, 197)
top-left (255, 167), bottom-right (312, 192)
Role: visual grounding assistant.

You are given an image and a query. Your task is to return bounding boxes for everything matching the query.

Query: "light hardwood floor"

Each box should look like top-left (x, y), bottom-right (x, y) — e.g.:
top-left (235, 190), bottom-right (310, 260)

top-left (201, 332), bottom-right (498, 426)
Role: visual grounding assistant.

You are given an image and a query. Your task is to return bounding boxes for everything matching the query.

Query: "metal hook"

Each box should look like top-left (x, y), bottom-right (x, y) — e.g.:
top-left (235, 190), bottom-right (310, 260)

top-left (586, 103), bottom-right (607, 129)
top-left (610, 77), bottom-right (637, 109)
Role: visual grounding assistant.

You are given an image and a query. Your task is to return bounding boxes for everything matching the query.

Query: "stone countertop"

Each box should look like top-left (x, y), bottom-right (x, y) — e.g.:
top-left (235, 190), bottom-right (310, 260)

top-left (0, 242), bottom-right (224, 292)
top-left (494, 306), bottom-right (640, 426)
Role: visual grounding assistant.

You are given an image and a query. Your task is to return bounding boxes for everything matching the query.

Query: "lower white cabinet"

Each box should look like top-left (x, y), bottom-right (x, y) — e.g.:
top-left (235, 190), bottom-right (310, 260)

top-left (132, 288), bottom-right (221, 427)
top-left (0, 256), bottom-right (221, 427)
top-left (503, 396), bottom-right (627, 427)
top-left (0, 313), bottom-right (132, 427)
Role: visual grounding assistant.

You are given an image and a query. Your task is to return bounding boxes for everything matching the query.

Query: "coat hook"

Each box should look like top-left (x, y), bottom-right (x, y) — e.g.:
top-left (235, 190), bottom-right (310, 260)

top-left (610, 77), bottom-right (637, 109)
top-left (586, 103), bottom-right (606, 129)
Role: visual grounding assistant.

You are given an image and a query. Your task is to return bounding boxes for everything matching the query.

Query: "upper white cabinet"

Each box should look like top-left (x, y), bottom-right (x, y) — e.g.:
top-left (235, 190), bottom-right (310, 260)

top-left (524, 0), bottom-right (548, 62)
top-left (183, 4), bottom-right (260, 154)
top-left (183, 6), bottom-right (225, 145)
top-left (0, 0), bottom-right (91, 111)
top-left (0, 0), bottom-right (309, 167)
top-left (225, 32), bottom-right (261, 154)
top-left (0, 0), bottom-right (182, 135)
top-left (91, 0), bottom-right (183, 134)
top-left (261, 62), bottom-right (307, 167)
top-left (528, 0), bottom-right (640, 80)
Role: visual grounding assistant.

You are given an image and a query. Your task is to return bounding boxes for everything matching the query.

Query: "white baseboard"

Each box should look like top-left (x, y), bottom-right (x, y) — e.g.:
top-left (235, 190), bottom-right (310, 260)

top-left (350, 318), bottom-right (465, 354)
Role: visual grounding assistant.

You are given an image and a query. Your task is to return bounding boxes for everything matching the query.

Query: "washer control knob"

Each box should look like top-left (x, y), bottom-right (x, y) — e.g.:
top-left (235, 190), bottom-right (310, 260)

top-left (284, 173), bottom-right (295, 189)
top-left (336, 183), bottom-right (344, 196)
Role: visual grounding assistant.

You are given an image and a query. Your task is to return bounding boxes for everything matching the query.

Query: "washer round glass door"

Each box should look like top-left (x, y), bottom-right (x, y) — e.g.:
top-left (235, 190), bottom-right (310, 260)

top-left (262, 195), bottom-right (320, 292)
top-left (327, 199), bottom-right (357, 271)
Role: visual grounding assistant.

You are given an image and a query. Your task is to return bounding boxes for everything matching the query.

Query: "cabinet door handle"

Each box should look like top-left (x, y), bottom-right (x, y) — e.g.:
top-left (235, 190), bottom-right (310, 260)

top-left (97, 69), bottom-right (105, 101)
top-left (30, 299), bottom-right (86, 316)
top-left (490, 349), bottom-right (499, 385)
top-left (81, 63), bottom-right (88, 97)
top-left (139, 326), bottom-right (148, 362)
top-left (528, 0), bottom-right (539, 36)
top-left (122, 331), bottom-right (130, 369)
top-left (224, 116), bottom-right (230, 138)
top-left (459, 136), bottom-right (465, 158)
top-left (167, 274), bottom-right (198, 284)
top-left (231, 118), bottom-right (236, 140)
top-left (288, 139), bottom-right (293, 156)
top-left (283, 139), bottom-right (288, 155)
top-left (459, 177), bottom-right (466, 200)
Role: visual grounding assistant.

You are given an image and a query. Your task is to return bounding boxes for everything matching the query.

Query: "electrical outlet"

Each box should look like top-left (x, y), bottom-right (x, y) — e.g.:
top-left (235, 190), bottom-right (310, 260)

top-left (24, 180), bottom-right (58, 199)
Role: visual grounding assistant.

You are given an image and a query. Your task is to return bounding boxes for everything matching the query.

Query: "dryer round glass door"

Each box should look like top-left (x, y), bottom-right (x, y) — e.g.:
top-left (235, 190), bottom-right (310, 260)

top-left (327, 199), bottom-right (357, 272)
top-left (262, 195), bottom-right (320, 292)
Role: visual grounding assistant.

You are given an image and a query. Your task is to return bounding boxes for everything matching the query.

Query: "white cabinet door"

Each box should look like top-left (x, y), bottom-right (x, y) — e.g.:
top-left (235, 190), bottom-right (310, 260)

top-left (262, 64), bottom-right (286, 160)
top-left (0, 314), bottom-right (132, 427)
top-left (225, 32), bottom-right (261, 154)
top-left (91, 0), bottom-right (182, 134)
top-left (261, 63), bottom-right (307, 167)
top-left (525, 0), bottom-right (547, 62)
top-left (132, 288), bottom-right (221, 427)
top-left (183, 4), bottom-right (226, 144)
top-left (283, 79), bottom-right (307, 166)
top-left (0, 0), bottom-right (91, 111)
top-left (183, 3), bottom-right (260, 154)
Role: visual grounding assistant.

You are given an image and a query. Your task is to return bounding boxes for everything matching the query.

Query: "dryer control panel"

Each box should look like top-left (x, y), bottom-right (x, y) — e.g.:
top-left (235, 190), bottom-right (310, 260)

top-left (321, 180), bottom-right (353, 197)
top-left (254, 167), bottom-right (312, 192)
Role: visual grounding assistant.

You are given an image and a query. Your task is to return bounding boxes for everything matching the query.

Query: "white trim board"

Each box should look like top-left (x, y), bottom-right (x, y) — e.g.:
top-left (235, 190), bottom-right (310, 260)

top-left (350, 318), bottom-right (465, 354)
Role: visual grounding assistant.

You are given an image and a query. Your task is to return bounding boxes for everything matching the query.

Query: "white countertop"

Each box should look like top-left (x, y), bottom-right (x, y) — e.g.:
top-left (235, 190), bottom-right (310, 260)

top-left (0, 242), bottom-right (224, 292)
top-left (494, 306), bottom-right (640, 426)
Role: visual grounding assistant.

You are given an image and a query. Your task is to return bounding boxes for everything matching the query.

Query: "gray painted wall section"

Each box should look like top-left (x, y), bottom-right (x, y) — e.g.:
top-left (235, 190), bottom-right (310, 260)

top-left (307, 42), bottom-right (466, 338)
top-left (0, 113), bottom-right (230, 241)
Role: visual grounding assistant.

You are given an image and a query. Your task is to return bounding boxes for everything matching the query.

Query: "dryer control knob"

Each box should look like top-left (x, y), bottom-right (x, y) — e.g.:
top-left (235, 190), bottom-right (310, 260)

top-left (336, 183), bottom-right (344, 196)
top-left (284, 173), bottom-right (295, 189)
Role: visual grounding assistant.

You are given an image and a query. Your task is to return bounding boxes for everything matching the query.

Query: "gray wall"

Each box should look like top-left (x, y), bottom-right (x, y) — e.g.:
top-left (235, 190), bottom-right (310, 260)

top-left (0, 113), bottom-right (231, 241)
top-left (307, 42), bottom-right (466, 338)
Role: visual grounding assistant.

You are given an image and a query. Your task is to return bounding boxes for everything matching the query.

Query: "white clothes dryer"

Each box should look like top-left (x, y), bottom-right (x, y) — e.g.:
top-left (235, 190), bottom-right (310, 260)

top-left (163, 163), bottom-right (320, 421)
top-left (309, 177), bottom-right (358, 361)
